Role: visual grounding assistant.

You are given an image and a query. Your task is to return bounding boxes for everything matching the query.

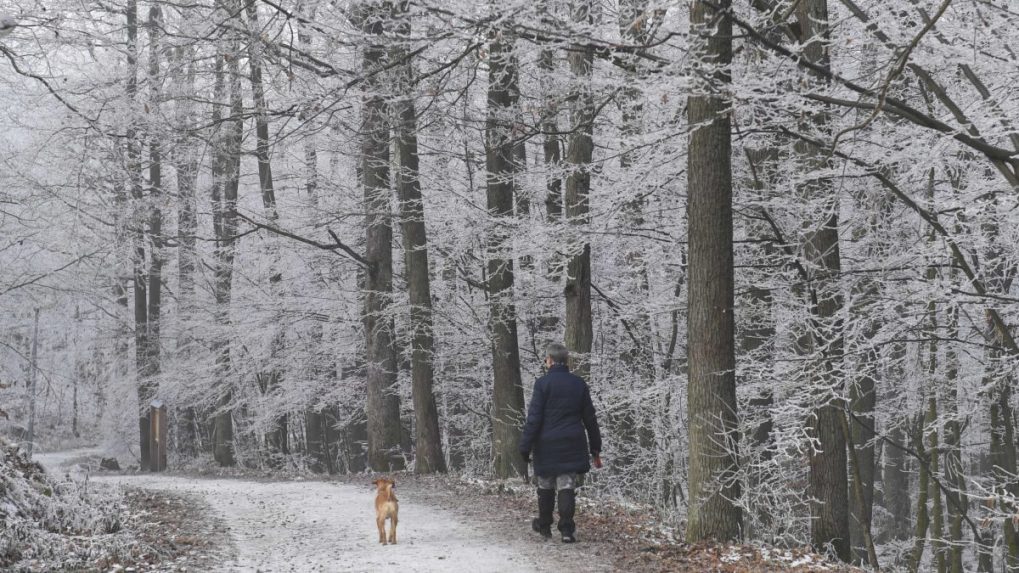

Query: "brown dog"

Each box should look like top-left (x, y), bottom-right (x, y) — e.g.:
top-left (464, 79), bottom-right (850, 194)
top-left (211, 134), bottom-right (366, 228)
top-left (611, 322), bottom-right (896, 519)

top-left (372, 478), bottom-right (399, 545)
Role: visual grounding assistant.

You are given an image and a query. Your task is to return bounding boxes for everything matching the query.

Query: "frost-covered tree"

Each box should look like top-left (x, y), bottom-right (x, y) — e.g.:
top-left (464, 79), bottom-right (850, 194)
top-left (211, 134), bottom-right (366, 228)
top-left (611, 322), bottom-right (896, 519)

top-left (3, 0), bottom-right (1019, 568)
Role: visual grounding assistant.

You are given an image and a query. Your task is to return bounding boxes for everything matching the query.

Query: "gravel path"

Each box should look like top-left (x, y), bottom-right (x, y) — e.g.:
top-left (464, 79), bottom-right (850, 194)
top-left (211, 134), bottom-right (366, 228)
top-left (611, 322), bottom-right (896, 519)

top-left (36, 450), bottom-right (610, 573)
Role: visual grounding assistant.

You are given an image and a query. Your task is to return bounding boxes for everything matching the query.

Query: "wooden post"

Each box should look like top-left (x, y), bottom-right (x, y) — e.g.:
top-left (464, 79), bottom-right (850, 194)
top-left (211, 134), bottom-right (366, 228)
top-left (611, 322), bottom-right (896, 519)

top-left (149, 399), bottom-right (167, 471)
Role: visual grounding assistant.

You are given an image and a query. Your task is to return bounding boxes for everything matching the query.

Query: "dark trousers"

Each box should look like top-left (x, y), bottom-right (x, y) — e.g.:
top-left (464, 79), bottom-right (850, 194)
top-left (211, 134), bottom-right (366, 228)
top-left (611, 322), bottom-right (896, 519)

top-left (535, 474), bottom-right (580, 535)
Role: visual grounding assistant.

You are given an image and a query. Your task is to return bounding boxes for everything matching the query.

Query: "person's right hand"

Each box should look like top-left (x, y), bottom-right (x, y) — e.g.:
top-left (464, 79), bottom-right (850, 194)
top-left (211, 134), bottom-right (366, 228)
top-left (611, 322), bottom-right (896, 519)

top-left (592, 455), bottom-right (603, 469)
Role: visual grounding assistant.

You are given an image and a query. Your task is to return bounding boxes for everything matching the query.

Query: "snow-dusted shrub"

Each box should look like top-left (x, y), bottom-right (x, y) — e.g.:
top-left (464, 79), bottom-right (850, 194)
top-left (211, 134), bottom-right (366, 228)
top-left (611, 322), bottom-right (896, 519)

top-left (0, 439), bottom-right (121, 568)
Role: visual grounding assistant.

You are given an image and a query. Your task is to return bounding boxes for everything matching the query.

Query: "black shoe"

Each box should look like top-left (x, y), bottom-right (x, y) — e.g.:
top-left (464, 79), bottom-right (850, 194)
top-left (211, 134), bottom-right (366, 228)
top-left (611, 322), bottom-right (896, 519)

top-left (532, 518), bottom-right (552, 538)
top-left (561, 533), bottom-right (576, 543)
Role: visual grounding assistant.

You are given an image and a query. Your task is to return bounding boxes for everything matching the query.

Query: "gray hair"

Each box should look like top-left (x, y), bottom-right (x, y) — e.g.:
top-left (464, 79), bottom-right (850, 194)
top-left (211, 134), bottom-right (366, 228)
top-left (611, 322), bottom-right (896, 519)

top-left (545, 342), bottom-right (569, 365)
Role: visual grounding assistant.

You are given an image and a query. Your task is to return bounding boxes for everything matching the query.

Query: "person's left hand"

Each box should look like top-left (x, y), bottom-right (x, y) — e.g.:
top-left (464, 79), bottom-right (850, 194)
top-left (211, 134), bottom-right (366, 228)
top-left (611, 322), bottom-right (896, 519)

top-left (592, 455), bottom-right (603, 469)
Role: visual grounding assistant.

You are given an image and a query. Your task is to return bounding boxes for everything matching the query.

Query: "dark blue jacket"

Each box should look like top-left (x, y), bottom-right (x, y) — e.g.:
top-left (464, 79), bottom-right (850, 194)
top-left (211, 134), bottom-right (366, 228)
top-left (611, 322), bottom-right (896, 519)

top-left (518, 364), bottom-right (602, 477)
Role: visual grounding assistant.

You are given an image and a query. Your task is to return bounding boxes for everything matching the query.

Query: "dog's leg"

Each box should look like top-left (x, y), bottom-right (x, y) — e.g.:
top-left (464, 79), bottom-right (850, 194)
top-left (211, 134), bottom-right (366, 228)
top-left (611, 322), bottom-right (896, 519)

top-left (389, 513), bottom-right (398, 545)
top-left (377, 515), bottom-right (387, 545)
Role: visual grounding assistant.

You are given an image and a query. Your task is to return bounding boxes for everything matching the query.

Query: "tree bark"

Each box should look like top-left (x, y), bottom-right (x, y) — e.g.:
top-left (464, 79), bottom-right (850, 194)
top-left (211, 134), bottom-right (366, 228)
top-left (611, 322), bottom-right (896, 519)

top-left (305, 407), bottom-right (327, 473)
top-left (943, 302), bottom-right (966, 573)
top-left (845, 180), bottom-right (889, 562)
top-left (171, 40), bottom-right (200, 459)
top-left (359, 4), bottom-right (404, 472)
top-left (792, 0), bottom-right (850, 560)
top-left (563, 0), bottom-right (594, 381)
top-left (985, 199), bottom-right (1019, 571)
top-left (685, 0), bottom-right (742, 543)
top-left (25, 309), bottom-right (40, 459)
top-left (486, 29), bottom-right (526, 479)
top-left (741, 147), bottom-right (779, 535)
top-left (126, 0), bottom-right (151, 471)
top-left (848, 348), bottom-right (875, 561)
top-left (537, 0), bottom-right (563, 330)
top-left (840, 410), bottom-right (879, 569)
top-left (987, 346), bottom-right (1019, 572)
top-left (929, 397), bottom-right (946, 573)
top-left (883, 413), bottom-right (912, 540)
top-left (145, 4), bottom-right (164, 473)
top-left (392, 4), bottom-right (445, 474)
top-left (848, 267), bottom-right (878, 561)
top-left (909, 416), bottom-right (931, 573)
top-left (210, 37), bottom-right (242, 466)
top-left (924, 208), bottom-right (946, 573)
top-left (293, 1), bottom-right (332, 475)
top-left (505, 48), bottom-right (529, 226)
top-left (244, 0), bottom-right (288, 464)
top-left (610, 0), bottom-right (658, 485)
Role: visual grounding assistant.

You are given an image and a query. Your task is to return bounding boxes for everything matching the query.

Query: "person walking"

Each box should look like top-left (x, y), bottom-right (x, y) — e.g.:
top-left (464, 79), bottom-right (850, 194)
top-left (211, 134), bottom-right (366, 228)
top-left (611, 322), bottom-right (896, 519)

top-left (519, 342), bottom-right (602, 543)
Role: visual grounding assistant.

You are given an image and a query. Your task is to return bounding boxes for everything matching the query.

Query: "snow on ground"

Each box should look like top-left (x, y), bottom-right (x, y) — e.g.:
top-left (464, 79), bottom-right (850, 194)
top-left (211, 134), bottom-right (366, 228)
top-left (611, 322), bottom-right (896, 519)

top-left (33, 448), bottom-right (106, 473)
top-left (36, 450), bottom-right (608, 573)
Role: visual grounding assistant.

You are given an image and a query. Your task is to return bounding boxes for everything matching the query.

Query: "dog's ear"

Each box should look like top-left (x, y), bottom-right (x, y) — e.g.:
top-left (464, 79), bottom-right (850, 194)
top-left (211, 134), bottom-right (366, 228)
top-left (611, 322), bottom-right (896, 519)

top-left (371, 479), bottom-right (379, 487)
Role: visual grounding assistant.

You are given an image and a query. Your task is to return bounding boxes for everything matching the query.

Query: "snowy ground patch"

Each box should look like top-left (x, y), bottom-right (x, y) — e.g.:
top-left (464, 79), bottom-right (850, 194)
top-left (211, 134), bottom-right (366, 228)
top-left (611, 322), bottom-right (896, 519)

top-left (91, 473), bottom-right (610, 572)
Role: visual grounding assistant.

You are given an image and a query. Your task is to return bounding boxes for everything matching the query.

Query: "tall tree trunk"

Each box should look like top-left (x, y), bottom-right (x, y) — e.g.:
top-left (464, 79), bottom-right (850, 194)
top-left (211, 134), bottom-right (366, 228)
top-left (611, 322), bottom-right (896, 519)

top-left (211, 35), bottom-right (242, 466)
top-left (72, 360), bottom-right (80, 438)
top-left (883, 414), bottom-right (912, 541)
top-left (741, 0), bottom-right (790, 514)
top-left (486, 28), bottom-right (526, 479)
top-left (563, 0), bottom-right (594, 381)
top-left (244, 0), bottom-right (288, 464)
top-left (302, 169), bottom-right (329, 473)
top-left (988, 349), bottom-right (1019, 571)
top-left (929, 397), bottom-right (946, 573)
top-left (537, 0), bottom-right (563, 333)
top-left (539, 45), bottom-right (562, 229)
top-left (802, 183), bottom-right (850, 561)
top-left (845, 192), bottom-right (887, 560)
top-left (612, 0), bottom-right (658, 485)
top-left (505, 48), bottom-right (529, 225)
top-left (109, 283), bottom-right (127, 421)
top-left (392, 5), bottom-right (446, 474)
top-left (848, 343), bottom-right (876, 561)
top-left (126, 0), bottom-right (151, 471)
top-left (25, 309), bottom-right (40, 459)
top-left (293, 1), bottom-right (331, 475)
top-left (741, 147), bottom-right (779, 535)
top-left (792, 0), bottom-right (850, 560)
top-left (685, 0), bottom-right (741, 543)
top-left (71, 310), bottom-right (81, 438)
top-left (359, 4), bottom-right (404, 472)
top-left (172, 42), bottom-right (200, 459)
top-left (145, 4), bottom-right (164, 472)
top-left (981, 382), bottom-right (1002, 572)
top-left (978, 192), bottom-right (1019, 571)
top-left (943, 301), bottom-right (966, 573)
top-left (845, 185), bottom-right (888, 562)
top-left (910, 415), bottom-right (932, 573)
top-left (305, 407), bottom-right (327, 473)
top-left (923, 198), bottom-right (946, 573)
top-left (843, 46), bottom-right (893, 567)
top-left (996, 381), bottom-right (1019, 571)
top-left (304, 331), bottom-right (328, 474)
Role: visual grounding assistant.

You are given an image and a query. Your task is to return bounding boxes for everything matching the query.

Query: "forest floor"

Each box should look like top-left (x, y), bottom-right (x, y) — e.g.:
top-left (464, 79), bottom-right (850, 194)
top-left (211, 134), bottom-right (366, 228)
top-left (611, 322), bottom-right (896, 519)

top-left (34, 449), bottom-right (863, 572)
